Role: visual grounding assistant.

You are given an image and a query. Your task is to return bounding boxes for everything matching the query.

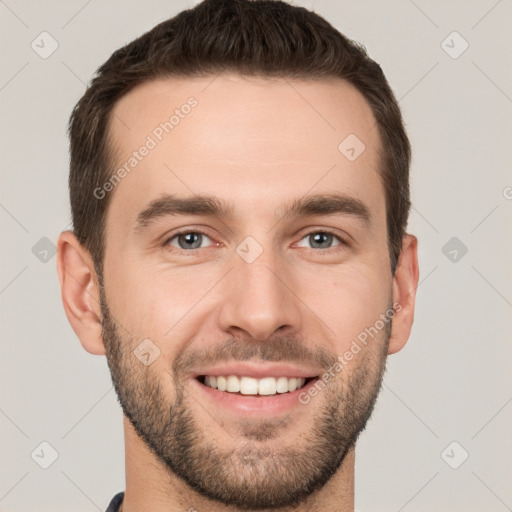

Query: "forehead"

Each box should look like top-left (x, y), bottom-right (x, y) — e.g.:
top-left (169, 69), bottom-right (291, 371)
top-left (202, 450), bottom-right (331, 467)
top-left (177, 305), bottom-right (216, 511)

top-left (106, 74), bottom-right (384, 231)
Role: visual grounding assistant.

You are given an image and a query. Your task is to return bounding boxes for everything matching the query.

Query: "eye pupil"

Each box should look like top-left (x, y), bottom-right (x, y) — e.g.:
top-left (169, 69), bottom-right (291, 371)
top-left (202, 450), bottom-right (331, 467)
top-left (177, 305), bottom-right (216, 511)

top-left (179, 232), bottom-right (202, 249)
top-left (310, 232), bottom-right (332, 249)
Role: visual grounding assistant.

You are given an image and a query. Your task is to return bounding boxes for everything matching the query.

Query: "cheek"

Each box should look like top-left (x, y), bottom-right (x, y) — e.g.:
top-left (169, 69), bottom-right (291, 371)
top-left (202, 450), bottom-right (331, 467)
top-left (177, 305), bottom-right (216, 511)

top-left (306, 264), bottom-right (390, 350)
top-left (106, 260), bottom-right (213, 345)
top-left (103, 256), bottom-right (164, 338)
top-left (105, 244), bottom-right (391, 355)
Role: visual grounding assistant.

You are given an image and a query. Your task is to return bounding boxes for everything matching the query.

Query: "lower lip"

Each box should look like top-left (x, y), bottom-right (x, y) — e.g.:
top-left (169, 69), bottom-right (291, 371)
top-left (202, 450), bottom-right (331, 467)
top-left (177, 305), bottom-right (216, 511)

top-left (190, 377), bottom-right (319, 416)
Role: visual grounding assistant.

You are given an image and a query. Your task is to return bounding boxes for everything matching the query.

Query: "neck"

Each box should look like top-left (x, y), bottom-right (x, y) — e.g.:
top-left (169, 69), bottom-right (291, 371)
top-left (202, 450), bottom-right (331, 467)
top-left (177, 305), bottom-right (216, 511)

top-left (120, 417), bottom-right (355, 512)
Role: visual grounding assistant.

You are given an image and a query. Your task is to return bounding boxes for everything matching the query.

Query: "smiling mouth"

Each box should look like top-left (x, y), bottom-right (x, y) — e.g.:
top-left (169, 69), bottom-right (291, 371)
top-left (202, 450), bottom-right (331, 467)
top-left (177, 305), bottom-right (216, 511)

top-left (196, 375), bottom-right (317, 396)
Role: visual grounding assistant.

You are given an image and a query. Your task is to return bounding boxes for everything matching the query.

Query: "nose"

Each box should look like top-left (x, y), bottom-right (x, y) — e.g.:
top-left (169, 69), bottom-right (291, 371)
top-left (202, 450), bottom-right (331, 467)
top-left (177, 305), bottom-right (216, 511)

top-left (217, 246), bottom-right (302, 341)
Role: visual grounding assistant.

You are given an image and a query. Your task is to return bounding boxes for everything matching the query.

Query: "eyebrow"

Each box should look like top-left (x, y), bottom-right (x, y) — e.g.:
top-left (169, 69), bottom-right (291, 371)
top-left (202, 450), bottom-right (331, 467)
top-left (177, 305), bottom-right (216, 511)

top-left (133, 192), bottom-right (371, 232)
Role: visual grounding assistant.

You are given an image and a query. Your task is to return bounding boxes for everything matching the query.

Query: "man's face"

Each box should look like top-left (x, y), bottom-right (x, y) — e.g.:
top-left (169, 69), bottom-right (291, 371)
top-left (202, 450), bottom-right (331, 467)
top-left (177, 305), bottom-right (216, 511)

top-left (101, 74), bottom-right (393, 509)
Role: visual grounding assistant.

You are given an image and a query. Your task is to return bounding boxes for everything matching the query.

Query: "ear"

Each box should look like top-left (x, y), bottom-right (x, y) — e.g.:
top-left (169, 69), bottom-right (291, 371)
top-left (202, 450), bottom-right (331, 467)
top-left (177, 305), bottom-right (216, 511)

top-left (388, 234), bottom-right (419, 355)
top-left (56, 230), bottom-right (106, 355)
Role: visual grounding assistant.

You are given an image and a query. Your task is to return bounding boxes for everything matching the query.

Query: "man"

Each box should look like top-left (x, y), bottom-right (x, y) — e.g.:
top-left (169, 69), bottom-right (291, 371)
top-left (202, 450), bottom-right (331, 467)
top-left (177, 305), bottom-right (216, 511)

top-left (57, 0), bottom-right (419, 510)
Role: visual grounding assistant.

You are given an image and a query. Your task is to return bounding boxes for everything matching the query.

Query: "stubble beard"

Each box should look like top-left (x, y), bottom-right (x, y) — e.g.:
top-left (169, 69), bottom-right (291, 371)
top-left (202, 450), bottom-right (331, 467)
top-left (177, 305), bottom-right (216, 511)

top-left (99, 284), bottom-right (391, 510)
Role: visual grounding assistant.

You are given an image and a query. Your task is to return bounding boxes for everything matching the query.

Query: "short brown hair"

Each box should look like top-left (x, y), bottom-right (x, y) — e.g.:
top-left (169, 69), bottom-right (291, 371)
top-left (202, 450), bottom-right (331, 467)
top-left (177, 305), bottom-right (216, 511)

top-left (68, 0), bottom-right (411, 276)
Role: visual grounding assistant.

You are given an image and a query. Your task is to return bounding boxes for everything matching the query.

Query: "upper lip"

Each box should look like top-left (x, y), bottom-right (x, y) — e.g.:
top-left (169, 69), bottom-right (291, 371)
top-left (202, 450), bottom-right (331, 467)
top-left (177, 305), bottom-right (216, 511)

top-left (190, 362), bottom-right (322, 380)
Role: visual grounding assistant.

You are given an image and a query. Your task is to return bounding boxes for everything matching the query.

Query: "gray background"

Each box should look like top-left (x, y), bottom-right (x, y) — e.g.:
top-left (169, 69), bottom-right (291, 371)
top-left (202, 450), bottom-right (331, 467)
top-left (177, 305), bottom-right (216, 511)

top-left (1, 1), bottom-right (511, 511)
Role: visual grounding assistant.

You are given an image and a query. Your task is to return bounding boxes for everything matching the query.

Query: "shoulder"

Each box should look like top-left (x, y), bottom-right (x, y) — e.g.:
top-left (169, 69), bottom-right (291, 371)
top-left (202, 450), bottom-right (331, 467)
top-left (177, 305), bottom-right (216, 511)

top-left (105, 491), bottom-right (125, 512)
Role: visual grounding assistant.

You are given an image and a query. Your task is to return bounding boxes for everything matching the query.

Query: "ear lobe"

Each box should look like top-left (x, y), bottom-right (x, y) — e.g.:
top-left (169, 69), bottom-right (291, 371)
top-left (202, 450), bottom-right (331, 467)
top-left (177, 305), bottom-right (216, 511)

top-left (388, 234), bottom-right (420, 355)
top-left (56, 230), bottom-right (106, 355)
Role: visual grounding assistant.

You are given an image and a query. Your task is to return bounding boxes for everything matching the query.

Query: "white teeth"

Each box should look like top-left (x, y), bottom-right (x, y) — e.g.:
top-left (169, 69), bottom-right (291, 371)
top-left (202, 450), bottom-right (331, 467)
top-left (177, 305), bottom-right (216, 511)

top-left (205, 375), bottom-right (219, 388)
top-left (276, 376), bottom-right (289, 393)
top-left (217, 376), bottom-right (227, 391)
top-left (240, 376), bottom-right (259, 395)
top-left (226, 375), bottom-right (240, 392)
top-left (202, 375), bottom-right (308, 395)
top-left (258, 377), bottom-right (277, 395)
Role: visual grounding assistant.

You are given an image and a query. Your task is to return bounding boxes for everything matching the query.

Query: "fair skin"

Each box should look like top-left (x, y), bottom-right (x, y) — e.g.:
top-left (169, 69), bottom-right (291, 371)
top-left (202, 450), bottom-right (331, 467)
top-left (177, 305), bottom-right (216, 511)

top-left (57, 74), bottom-right (419, 511)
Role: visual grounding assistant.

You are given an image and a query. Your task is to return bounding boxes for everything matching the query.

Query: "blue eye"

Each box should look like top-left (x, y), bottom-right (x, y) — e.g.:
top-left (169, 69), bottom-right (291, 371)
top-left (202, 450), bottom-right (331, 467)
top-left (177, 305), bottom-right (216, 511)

top-left (166, 231), bottom-right (213, 251)
top-left (164, 229), bottom-right (347, 254)
top-left (297, 231), bottom-right (345, 250)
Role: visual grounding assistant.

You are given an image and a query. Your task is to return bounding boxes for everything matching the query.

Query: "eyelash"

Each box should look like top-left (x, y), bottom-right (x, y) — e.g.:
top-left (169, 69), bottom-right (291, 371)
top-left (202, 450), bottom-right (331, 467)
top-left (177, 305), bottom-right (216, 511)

top-left (163, 229), bottom-right (348, 254)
